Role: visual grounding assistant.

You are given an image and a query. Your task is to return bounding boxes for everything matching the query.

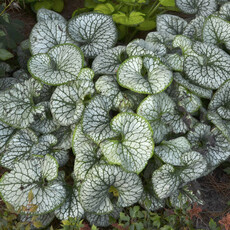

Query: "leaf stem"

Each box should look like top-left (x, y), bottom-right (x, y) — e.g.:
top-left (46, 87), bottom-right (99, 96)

top-left (148, 2), bottom-right (162, 18)
top-left (0, 0), bottom-right (15, 16)
top-left (146, 0), bottom-right (159, 18)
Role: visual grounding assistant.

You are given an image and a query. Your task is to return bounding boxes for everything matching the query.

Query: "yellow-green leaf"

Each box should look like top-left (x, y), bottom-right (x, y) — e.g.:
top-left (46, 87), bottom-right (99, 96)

top-left (159, 0), bottom-right (175, 7)
top-left (95, 3), bottom-right (115, 15)
top-left (25, 224), bottom-right (31, 230)
top-left (137, 19), bottom-right (156, 31)
top-left (62, 219), bottom-right (71, 225)
top-left (113, 11), bottom-right (145, 26)
top-left (29, 204), bottom-right (38, 213)
top-left (33, 221), bottom-right (43, 228)
top-left (5, 202), bottom-right (15, 213)
top-left (109, 185), bottom-right (119, 197)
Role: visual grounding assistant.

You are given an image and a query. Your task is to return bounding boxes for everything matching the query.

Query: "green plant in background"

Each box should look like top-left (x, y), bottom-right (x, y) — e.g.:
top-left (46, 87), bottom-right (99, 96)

top-left (73, 0), bottom-right (179, 42)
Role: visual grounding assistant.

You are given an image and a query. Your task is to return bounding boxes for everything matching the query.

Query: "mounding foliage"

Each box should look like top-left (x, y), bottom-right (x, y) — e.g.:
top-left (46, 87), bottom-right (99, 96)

top-left (1, 4), bottom-right (230, 228)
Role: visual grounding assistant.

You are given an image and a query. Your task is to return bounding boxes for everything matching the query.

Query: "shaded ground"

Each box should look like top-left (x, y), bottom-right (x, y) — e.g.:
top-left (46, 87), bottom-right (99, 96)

top-left (1, 0), bottom-right (230, 229)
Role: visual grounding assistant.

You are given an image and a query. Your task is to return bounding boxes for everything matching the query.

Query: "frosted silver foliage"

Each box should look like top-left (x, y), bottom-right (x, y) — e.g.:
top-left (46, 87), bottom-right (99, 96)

top-left (28, 44), bottom-right (84, 86)
top-left (30, 101), bottom-right (60, 134)
top-left (174, 72), bottom-right (213, 99)
top-left (203, 16), bottom-right (230, 50)
top-left (0, 156), bottom-right (66, 215)
top-left (137, 93), bottom-right (175, 143)
top-left (100, 113), bottom-right (154, 174)
top-left (156, 15), bottom-right (187, 40)
top-left (117, 56), bottom-right (173, 94)
top-left (50, 68), bottom-right (94, 126)
top-left (175, 0), bottom-right (217, 16)
top-left (0, 129), bottom-right (38, 169)
top-left (165, 54), bottom-right (184, 72)
top-left (73, 125), bottom-right (100, 180)
top-left (183, 16), bottom-right (206, 41)
top-left (32, 134), bottom-right (69, 167)
top-left (55, 186), bottom-right (84, 220)
top-left (92, 46), bottom-right (126, 75)
top-left (37, 9), bottom-right (66, 23)
top-left (30, 19), bottom-right (73, 55)
top-left (218, 2), bottom-right (230, 21)
top-left (82, 95), bottom-right (117, 144)
top-left (126, 39), bottom-right (167, 57)
top-left (86, 206), bottom-right (122, 227)
top-left (0, 78), bottom-right (44, 128)
top-left (155, 137), bottom-right (191, 166)
top-left (184, 42), bottom-right (230, 89)
top-left (0, 78), bottom-right (21, 91)
top-left (68, 13), bottom-right (117, 58)
top-left (209, 80), bottom-right (230, 120)
top-left (0, 121), bottom-right (15, 152)
top-left (79, 164), bottom-right (143, 214)
top-left (187, 123), bottom-right (230, 169)
top-left (96, 75), bottom-right (143, 112)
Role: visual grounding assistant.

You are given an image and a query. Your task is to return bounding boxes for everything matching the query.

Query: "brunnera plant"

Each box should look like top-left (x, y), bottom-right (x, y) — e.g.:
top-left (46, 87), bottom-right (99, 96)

top-left (0, 0), bottom-right (230, 227)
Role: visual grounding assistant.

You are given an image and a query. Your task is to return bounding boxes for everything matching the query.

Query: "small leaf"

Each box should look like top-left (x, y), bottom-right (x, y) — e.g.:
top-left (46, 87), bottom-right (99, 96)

top-left (0, 49), bottom-right (14, 61)
top-left (94, 3), bottom-right (115, 14)
top-left (160, 0), bottom-right (175, 7)
top-left (113, 11), bottom-right (145, 26)
top-left (28, 190), bottom-right (34, 203)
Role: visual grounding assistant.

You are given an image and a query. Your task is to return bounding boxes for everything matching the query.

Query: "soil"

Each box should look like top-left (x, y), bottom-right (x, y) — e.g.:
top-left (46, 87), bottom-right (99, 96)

top-left (1, 0), bottom-right (230, 229)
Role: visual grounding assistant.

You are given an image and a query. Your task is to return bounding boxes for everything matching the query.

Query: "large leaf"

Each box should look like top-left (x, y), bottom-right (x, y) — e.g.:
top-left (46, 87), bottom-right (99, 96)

top-left (137, 93), bottom-right (175, 143)
top-left (82, 95), bottom-right (117, 144)
top-left (184, 42), bottom-right (230, 89)
top-left (68, 12), bottom-right (117, 58)
top-left (175, 0), bottom-right (217, 16)
top-left (72, 125), bottom-right (101, 180)
top-left (50, 68), bottom-right (94, 126)
top-left (0, 78), bottom-right (44, 128)
top-left (29, 19), bottom-right (74, 55)
top-left (100, 113), bottom-right (154, 173)
top-left (28, 44), bottom-right (84, 86)
top-left (55, 186), bottom-right (84, 220)
top-left (126, 39), bottom-right (167, 57)
top-left (155, 137), bottom-right (191, 166)
top-left (92, 46), bottom-right (126, 75)
top-left (79, 164), bottom-right (143, 214)
top-left (0, 156), bottom-right (66, 215)
top-left (0, 129), bottom-right (38, 169)
top-left (117, 56), bottom-right (173, 94)
top-left (218, 2), bottom-right (230, 21)
top-left (203, 16), bottom-right (230, 50)
top-left (156, 15), bottom-right (187, 40)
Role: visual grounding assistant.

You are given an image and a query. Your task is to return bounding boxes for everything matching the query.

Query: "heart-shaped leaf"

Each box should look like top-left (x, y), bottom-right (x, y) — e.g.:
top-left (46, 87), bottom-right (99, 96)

top-left (37, 9), bottom-right (66, 22)
top-left (50, 68), bottom-right (94, 126)
top-left (92, 46), bottom-right (126, 75)
top-left (68, 12), bottom-right (117, 58)
top-left (0, 156), bottom-right (66, 215)
top-left (137, 93), bottom-right (175, 143)
top-left (218, 2), bottom-right (230, 21)
top-left (28, 44), bottom-right (84, 86)
top-left (117, 56), bottom-right (173, 94)
top-left (100, 113), bottom-right (154, 173)
top-left (79, 164), bottom-right (143, 214)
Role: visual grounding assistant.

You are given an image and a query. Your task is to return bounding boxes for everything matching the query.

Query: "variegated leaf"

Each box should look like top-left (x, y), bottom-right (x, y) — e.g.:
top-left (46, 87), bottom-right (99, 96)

top-left (117, 56), bottom-right (173, 94)
top-left (0, 157), bottom-right (66, 215)
top-left (155, 137), bottom-right (191, 166)
top-left (218, 2), bottom-right (230, 21)
top-left (28, 44), bottom-right (84, 86)
top-left (68, 13), bottom-right (117, 58)
top-left (156, 15), bottom-right (187, 40)
top-left (42, 155), bottom-right (58, 181)
top-left (137, 93), bottom-right (175, 143)
top-left (30, 19), bottom-right (74, 55)
top-left (175, 0), bottom-right (217, 16)
top-left (37, 9), bottom-right (66, 22)
top-left (203, 16), bottom-right (230, 50)
top-left (55, 186), bottom-right (84, 220)
top-left (79, 164), bottom-right (143, 214)
top-left (126, 39), bottom-right (166, 57)
top-left (184, 42), bottom-right (230, 89)
top-left (92, 46), bottom-right (126, 75)
top-left (0, 78), bottom-right (44, 128)
top-left (100, 113), bottom-right (154, 173)
top-left (82, 95), bottom-right (117, 144)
